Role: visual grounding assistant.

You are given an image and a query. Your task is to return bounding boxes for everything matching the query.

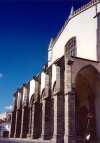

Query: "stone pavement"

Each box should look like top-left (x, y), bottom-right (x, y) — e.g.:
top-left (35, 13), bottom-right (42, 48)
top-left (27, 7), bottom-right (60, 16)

top-left (0, 138), bottom-right (50, 143)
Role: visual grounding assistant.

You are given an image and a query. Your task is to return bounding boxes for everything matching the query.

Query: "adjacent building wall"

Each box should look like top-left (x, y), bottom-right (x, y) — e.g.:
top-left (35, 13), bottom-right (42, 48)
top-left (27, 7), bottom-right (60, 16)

top-left (0, 122), bottom-right (11, 138)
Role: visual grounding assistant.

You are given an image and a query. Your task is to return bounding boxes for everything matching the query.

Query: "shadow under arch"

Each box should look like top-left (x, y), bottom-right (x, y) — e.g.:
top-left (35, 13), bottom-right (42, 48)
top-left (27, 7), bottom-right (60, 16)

top-left (29, 93), bottom-right (42, 139)
top-left (74, 64), bottom-right (100, 140)
top-left (75, 105), bottom-right (89, 136)
top-left (40, 88), bottom-right (45, 103)
top-left (30, 94), bottom-right (35, 107)
top-left (50, 81), bottom-right (56, 139)
top-left (52, 81), bottom-right (56, 99)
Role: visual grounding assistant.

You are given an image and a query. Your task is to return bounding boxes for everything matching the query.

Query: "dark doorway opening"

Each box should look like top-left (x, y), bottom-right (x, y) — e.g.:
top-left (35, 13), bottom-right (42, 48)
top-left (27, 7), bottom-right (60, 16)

top-left (3, 131), bottom-right (9, 138)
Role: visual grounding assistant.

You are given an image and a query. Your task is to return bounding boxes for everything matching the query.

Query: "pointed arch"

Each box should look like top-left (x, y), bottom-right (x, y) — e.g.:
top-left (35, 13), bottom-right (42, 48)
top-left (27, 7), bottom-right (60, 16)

top-left (74, 64), bottom-right (100, 86)
top-left (40, 88), bottom-right (45, 102)
top-left (75, 64), bottom-right (100, 139)
top-left (30, 94), bottom-right (34, 107)
top-left (78, 74), bottom-right (94, 98)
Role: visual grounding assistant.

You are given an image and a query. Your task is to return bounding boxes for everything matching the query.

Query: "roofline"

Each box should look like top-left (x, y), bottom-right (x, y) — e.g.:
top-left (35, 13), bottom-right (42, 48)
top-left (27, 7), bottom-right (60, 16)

top-left (49, 0), bottom-right (100, 50)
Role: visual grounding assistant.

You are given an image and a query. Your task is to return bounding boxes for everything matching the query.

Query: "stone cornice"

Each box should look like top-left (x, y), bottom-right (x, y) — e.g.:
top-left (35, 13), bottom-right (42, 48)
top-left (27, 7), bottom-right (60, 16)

top-left (22, 83), bottom-right (26, 87)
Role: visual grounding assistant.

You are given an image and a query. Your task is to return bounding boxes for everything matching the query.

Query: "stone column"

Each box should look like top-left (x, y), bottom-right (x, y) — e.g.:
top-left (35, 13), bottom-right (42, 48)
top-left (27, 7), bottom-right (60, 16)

top-left (89, 96), bottom-right (97, 139)
top-left (20, 107), bottom-right (29, 138)
top-left (27, 107), bottom-right (32, 138)
top-left (31, 104), bottom-right (35, 139)
top-left (31, 103), bottom-right (41, 139)
top-left (14, 109), bottom-right (22, 138)
top-left (50, 98), bottom-right (54, 139)
top-left (64, 92), bottom-right (76, 143)
top-left (52, 62), bottom-right (64, 143)
top-left (41, 72), bottom-right (51, 140)
top-left (14, 90), bottom-right (22, 138)
top-left (20, 84), bottom-right (29, 138)
top-left (9, 95), bottom-right (17, 138)
top-left (9, 111), bottom-right (16, 138)
top-left (41, 99), bottom-right (51, 140)
top-left (64, 55), bottom-right (76, 143)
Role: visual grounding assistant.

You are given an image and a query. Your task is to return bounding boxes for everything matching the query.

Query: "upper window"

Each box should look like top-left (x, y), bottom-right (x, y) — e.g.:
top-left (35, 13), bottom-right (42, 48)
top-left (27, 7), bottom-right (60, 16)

top-left (65, 37), bottom-right (76, 56)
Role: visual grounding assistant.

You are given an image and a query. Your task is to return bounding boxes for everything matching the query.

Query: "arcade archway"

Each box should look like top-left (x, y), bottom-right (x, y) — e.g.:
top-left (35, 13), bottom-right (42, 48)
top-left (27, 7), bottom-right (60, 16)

top-left (75, 65), bottom-right (100, 140)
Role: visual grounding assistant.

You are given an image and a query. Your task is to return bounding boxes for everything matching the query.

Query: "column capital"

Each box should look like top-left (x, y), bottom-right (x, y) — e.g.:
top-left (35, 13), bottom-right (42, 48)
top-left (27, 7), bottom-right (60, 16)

top-left (17, 88), bottom-right (21, 92)
top-left (54, 91), bottom-right (64, 96)
top-left (22, 83), bottom-right (26, 87)
top-left (65, 88), bottom-right (76, 96)
top-left (65, 55), bottom-right (74, 65)
top-left (32, 76), bottom-right (39, 82)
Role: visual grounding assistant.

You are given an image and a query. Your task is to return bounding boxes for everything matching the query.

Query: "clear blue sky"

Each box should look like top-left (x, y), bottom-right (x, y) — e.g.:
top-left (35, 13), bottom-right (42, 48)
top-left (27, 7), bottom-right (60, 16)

top-left (0, 0), bottom-right (90, 113)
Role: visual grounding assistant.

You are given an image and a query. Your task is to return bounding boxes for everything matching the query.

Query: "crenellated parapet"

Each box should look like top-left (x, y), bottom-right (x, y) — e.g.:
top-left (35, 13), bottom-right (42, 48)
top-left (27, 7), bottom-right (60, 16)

top-left (72, 0), bottom-right (99, 17)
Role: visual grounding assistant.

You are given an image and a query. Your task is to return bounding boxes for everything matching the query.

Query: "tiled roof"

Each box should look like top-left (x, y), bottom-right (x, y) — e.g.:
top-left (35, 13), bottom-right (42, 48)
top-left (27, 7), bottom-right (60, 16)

top-left (0, 120), bottom-right (11, 123)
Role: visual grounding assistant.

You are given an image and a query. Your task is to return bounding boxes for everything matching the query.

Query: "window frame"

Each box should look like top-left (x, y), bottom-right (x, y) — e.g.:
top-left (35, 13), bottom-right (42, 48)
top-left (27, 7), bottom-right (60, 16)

top-left (65, 37), bottom-right (77, 57)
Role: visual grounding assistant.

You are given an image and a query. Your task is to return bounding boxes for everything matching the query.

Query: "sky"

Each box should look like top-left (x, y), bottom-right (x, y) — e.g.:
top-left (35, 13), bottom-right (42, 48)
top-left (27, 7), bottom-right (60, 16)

top-left (0, 0), bottom-right (90, 113)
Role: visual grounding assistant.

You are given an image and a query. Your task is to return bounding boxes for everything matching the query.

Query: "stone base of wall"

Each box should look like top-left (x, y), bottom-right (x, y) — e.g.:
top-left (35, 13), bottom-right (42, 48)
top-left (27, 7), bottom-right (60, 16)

top-left (52, 134), bottom-right (64, 143)
top-left (10, 133), bottom-right (14, 138)
top-left (31, 134), bottom-right (41, 139)
top-left (20, 134), bottom-right (27, 138)
top-left (14, 134), bottom-right (20, 138)
top-left (41, 134), bottom-right (52, 140)
top-left (64, 135), bottom-right (76, 143)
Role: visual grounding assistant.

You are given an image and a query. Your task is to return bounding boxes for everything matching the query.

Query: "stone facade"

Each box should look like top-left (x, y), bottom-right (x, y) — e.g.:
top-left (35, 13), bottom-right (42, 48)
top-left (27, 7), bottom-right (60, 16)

top-left (10, 0), bottom-right (100, 143)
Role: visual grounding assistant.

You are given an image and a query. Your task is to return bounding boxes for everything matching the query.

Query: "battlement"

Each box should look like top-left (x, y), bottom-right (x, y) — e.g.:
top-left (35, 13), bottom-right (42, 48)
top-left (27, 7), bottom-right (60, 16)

top-left (72, 0), bottom-right (99, 17)
top-left (49, 0), bottom-right (100, 50)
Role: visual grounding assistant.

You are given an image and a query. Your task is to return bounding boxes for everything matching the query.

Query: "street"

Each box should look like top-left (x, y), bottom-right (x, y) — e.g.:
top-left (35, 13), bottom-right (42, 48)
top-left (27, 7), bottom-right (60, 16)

top-left (0, 138), bottom-right (50, 143)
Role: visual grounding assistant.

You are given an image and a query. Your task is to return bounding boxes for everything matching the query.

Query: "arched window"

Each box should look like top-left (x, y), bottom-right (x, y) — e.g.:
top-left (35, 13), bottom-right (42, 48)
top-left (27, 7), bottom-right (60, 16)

top-left (65, 37), bottom-right (76, 56)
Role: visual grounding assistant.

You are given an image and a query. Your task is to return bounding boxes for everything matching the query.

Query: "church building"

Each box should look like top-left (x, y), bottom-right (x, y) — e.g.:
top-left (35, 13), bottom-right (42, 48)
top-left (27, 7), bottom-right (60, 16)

top-left (10, 0), bottom-right (100, 143)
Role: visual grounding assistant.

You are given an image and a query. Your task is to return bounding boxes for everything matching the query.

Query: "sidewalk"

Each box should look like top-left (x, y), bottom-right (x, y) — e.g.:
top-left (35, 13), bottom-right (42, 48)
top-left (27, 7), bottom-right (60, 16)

top-left (0, 138), bottom-right (50, 143)
top-left (10, 138), bottom-right (50, 142)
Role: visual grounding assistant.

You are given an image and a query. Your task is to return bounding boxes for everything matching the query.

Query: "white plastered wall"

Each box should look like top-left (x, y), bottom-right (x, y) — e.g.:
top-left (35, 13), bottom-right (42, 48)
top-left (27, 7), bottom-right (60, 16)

top-left (52, 64), bottom-right (56, 89)
top-left (97, 3), bottom-right (100, 61)
top-left (17, 91), bottom-right (21, 107)
top-left (97, 3), bottom-right (100, 13)
top-left (29, 79), bottom-right (35, 102)
top-left (0, 123), bottom-right (11, 137)
top-left (48, 4), bottom-right (98, 67)
top-left (41, 72), bottom-right (45, 95)
top-left (22, 87), bottom-right (25, 101)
